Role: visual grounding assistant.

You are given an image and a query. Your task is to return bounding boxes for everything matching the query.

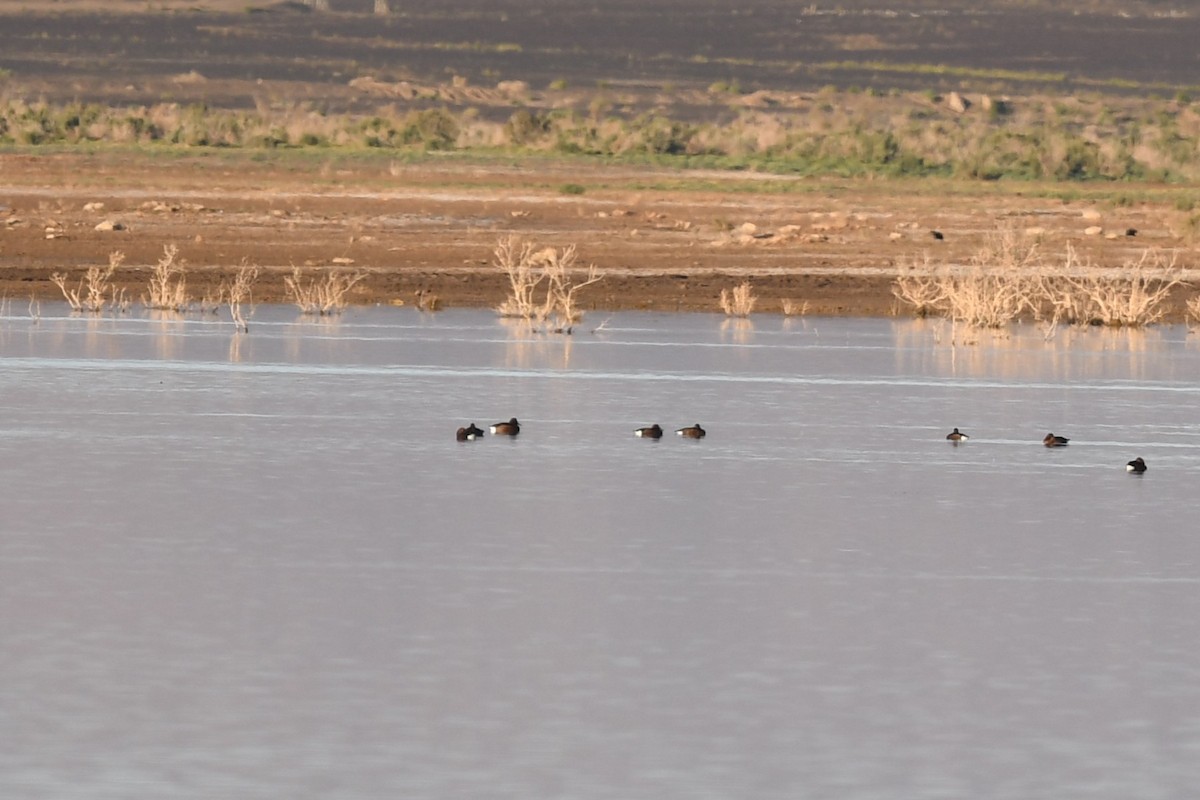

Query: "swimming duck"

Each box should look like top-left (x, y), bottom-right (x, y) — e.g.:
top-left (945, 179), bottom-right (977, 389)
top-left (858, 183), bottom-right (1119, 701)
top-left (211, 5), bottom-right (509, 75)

top-left (491, 417), bottom-right (520, 436)
top-left (456, 423), bottom-right (484, 441)
top-left (1126, 457), bottom-right (1147, 474)
top-left (946, 428), bottom-right (969, 442)
top-left (676, 424), bottom-right (706, 439)
top-left (635, 424), bottom-right (663, 439)
top-left (1043, 433), bottom-right (1070, 447)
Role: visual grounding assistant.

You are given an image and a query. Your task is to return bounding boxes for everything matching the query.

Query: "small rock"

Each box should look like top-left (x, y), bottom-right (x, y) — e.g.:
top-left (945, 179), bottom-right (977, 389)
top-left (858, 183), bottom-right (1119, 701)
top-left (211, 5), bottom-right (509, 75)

top-left (331, 257), bottom-right (355, 265)
top-left (1084, 226), bottom-right (1103, 236)
top-left (94, 220), bottom-right (125, 232)
top-left (1081, 209), bottom-right (1102, 221)
top-left (82, 202), bottom-right (105, 212)
top-left (946, 91), bottom-right (970, 113)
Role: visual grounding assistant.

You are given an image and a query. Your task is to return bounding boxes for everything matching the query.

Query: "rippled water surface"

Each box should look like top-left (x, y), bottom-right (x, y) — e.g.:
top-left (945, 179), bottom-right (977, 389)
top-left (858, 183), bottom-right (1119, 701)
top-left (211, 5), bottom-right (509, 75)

top-left (3, 306), bottom-right (1200, 799)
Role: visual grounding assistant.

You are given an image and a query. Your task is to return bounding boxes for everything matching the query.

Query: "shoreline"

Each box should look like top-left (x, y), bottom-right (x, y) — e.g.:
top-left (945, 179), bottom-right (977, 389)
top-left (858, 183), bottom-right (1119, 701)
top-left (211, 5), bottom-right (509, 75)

top-left (2, 151), bottom-right (1197, 322)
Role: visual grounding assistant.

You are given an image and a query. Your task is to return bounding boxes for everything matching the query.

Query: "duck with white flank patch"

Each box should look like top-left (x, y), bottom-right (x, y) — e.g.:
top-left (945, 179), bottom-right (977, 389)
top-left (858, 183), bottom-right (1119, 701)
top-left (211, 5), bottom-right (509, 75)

top-left (491, 418), bottom-right (520, 436)
top-left (635, 424), bottom-right (663, 439)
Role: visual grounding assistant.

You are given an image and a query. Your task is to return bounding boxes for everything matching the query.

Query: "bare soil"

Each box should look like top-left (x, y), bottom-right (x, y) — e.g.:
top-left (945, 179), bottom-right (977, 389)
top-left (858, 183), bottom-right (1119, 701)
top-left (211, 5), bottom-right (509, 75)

top-left (2, 151), bottom-right (1195, 318)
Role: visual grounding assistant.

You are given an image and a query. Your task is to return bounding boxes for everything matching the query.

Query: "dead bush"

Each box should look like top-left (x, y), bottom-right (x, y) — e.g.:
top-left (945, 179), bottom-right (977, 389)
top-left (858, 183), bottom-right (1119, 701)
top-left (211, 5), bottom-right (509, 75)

top-left (51, 250), bottom-right (123, 313)
top-left (494, 236), bottom-right (602, 333)
top-left (1039, 245), bottom-right (1183, 327)
top-left (225, 263), bottom-right (259, 332)
top-left (284, 267), bottom-right (366, 315)
top-left (143, 244), bottom-right (189, 311)
top-left (720, 281), bottom-right (757, 317)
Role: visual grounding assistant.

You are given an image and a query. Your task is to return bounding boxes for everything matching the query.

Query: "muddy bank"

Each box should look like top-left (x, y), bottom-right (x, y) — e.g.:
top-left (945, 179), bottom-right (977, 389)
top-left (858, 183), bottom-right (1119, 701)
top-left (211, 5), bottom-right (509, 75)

top-left (1, 152), bottom-right (1196, 319)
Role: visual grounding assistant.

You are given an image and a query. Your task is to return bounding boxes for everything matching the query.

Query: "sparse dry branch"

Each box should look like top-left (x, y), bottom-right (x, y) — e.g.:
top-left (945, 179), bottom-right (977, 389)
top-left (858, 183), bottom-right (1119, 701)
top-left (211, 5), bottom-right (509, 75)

top-left (494, 236), bottom-right (547, 320)
top-left (225, 263), bottom-right (259, 332)
top-left (284, 266), bottom-right (366, 315)
top-left (1187, 293), bottom-right (1200, 328)
top-left (720, 281), bottom-right (757, 317)
top-left (892, 255), bottom-right (944, 317)
top-left (937, 265), bottom-right (1037, 328)
top-left (143, 243), bottom-right (189, 311)
top-left (782, 299), bottom-right (810, 316)
top-left (542, 245), bottom-right (603, 332)
top-left (50, 250), bottom-right (123, 313)
top-left (895, 231), bottom-right (1184, 331)
top-left (494, 236), bottom-right (602, 333)
top-left (1047, 246), bottom-right (1183, 327)
top-left (111, 285), bottom-right (131, 314)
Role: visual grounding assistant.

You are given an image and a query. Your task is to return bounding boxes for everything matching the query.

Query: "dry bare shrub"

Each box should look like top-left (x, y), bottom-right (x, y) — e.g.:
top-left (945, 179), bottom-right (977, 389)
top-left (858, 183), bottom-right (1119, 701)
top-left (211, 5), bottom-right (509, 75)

top-left (892, 255), bottom-right (944, 317)
top-left (495, 236), bottom-right (546, 320)
top-left (284, 267), bottom-right (366, 315)
top-left (143, 244), bottom-right (189, 311)
top-left (720, 281), bottom-right (757, 317)
top-left (224, 263), bottom-right (259, 332)
top-left (1187, 293), bottom-right (1200, 328)
top-left (936, 266), bottom-right (1038, 328)
top-left (1042, 245), bottom-right (1183, 327)
top-left (51, 250), bottom-right (123, 313)
top-left (782, 299), bottom-right (810, 316)
top-left (494, 236), bottom-right (602, 333)
top-left (894, 228), bottom-right (1043, 328)
top-left (540, 245), bottom-right (603, 332)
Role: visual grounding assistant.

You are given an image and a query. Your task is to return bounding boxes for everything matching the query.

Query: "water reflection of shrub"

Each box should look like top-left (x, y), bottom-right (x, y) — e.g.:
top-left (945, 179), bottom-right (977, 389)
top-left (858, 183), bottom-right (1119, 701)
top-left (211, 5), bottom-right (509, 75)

top-left (892, 318), bottom-right (1170, 380)
top-left (721, 317), bottom-right (754, 345)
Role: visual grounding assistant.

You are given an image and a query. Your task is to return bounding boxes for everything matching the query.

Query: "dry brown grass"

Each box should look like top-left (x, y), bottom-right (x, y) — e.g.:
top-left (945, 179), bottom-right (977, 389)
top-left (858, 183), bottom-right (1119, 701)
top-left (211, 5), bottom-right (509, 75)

top-left (720, 281), bottom-right (757, 317)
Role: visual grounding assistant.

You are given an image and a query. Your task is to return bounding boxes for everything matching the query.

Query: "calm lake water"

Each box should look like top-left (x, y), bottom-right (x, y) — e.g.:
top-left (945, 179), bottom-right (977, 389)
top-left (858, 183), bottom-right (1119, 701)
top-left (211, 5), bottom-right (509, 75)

top-left (3, 305), bottom-right (1200, 799)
